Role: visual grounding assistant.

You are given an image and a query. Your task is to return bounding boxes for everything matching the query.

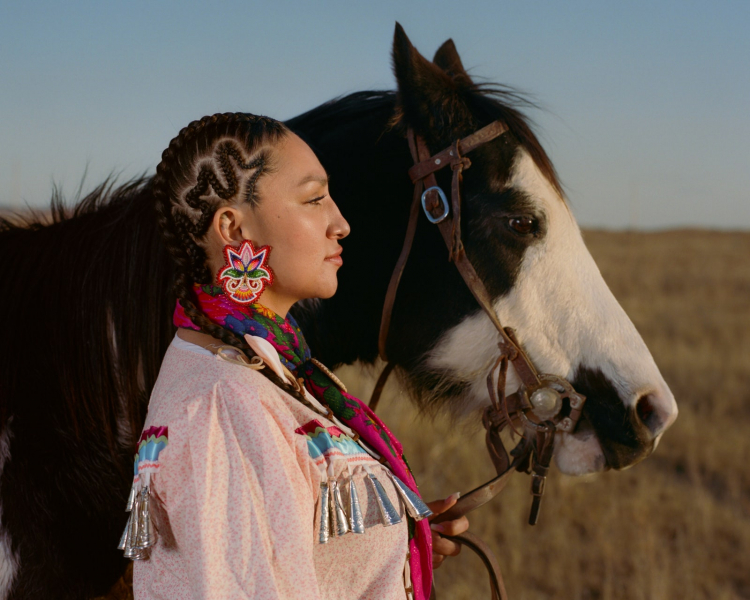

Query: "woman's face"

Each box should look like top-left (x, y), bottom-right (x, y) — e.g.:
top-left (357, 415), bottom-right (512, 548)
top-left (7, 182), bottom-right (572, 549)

top-left (210, 133), bottom-right (350, 316)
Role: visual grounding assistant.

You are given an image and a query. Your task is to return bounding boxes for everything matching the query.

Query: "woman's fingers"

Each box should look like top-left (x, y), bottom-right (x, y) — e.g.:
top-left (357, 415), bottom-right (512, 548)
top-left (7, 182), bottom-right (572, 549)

top-left (426, 492), bottom-right (460, 517)
top-left (431, 533), bottom-right (463, 557)
top-left (430, 515), bottom-right (469, 537)
top-left (426, 493), bottom-right (470, 568)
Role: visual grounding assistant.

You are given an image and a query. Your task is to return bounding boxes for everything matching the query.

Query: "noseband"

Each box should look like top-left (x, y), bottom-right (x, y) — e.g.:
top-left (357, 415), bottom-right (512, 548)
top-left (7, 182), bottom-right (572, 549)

top-left (372, 121), bottom-right (588, 599)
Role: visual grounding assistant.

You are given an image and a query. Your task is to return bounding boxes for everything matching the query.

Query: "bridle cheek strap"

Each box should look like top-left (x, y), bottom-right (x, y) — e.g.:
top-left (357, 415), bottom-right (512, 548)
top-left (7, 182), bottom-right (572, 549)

top-left (374, 120), bottom-right (541, 413)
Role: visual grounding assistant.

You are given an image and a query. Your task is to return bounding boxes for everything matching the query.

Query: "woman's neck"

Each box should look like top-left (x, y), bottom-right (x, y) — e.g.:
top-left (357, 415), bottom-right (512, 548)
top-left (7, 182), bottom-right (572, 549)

top-left (252, 290), bottom-right (292, 318)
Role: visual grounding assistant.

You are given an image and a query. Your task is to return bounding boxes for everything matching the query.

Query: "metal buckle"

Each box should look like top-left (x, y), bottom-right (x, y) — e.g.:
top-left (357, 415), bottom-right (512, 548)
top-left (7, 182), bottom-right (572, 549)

top-left (530, 473), bottom-right (546, 496)
top-left (421, 186), bottom-right (450, 224)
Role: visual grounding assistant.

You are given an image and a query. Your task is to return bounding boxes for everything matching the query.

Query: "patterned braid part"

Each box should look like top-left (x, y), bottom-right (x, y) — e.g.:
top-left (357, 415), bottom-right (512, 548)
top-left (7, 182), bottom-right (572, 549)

top-left (182, 142), bottom-right (266, 233)
top-left (152, 112), bottom-right (312, 407)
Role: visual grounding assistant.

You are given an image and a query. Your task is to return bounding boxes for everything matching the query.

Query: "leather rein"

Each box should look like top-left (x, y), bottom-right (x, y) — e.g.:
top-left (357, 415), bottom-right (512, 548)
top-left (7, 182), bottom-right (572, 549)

top-left (370, 121), bottom-right (588, 599)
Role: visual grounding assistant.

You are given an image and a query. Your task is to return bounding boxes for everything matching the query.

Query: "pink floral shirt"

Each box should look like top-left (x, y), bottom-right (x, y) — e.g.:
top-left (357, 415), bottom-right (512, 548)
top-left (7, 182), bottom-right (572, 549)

top-left (133, 338), bottom-right (410, 600)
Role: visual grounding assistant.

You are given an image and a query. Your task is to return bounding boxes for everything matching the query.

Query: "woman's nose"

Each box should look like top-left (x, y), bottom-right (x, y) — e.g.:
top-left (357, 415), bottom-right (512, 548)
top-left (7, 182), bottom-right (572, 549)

top-left (329, 204), bottom-right (351, 239)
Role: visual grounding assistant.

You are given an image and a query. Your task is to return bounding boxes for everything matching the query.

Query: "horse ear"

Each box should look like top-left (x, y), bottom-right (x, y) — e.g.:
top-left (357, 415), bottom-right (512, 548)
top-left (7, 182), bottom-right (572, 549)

top-left (433, 39), bottom-right (472, 83)
top-left (391, 23), bottom-right (473, 143)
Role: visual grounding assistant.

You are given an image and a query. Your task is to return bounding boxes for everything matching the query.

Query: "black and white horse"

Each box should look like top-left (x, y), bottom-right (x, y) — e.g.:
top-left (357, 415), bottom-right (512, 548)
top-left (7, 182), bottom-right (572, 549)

top-left (0, 25), bottom-right (677, 599)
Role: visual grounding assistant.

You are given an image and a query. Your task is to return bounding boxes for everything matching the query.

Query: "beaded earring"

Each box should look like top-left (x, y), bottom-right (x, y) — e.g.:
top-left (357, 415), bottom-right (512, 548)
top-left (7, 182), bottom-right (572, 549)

top-left (217, 239), bottom-right (274, 305)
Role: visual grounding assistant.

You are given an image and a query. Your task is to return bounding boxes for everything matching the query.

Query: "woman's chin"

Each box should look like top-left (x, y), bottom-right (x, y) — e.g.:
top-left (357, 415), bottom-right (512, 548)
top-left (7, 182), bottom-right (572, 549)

top-left (301, 282), bottom-right (338, 301)
top-left (316, 287), bottom-right (338, 300)
top-left (314, 275), bottom-right (341, 299)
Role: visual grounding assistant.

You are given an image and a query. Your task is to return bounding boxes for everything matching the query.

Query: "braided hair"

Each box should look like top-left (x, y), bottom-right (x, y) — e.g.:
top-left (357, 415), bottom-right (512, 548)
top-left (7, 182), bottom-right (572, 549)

top-left (153, 112), bottom-right (309, 404)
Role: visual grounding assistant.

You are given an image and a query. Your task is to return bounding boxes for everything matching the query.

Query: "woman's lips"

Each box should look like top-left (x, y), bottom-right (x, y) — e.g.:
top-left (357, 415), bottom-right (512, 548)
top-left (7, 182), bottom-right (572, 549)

top-left (325, 247), bottom-right (343, 266)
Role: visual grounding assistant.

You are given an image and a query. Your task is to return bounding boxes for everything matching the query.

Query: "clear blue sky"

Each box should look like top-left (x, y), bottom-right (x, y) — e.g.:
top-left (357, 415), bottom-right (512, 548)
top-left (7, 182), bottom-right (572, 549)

top-left (1, 0), bottom-right (748, 229)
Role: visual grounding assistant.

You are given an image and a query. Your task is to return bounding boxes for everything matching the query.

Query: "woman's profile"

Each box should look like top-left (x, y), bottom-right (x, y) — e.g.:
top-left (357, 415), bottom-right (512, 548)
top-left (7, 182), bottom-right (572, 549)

top-left (119, 112), bottom-right (468, 600)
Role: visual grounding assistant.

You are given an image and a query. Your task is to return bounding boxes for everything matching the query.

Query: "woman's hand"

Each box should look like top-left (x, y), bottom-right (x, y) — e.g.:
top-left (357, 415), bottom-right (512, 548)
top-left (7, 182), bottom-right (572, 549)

top-left (426, 493), bottom-right (469, 569)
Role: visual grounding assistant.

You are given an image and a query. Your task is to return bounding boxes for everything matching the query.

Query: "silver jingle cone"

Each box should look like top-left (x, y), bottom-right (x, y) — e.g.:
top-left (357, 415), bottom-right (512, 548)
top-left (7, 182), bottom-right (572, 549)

top-left (387, 472), bottom-right (433, 521)
top-left (125, 482), bottom-right (137, 512)
top-left (117, 514), bottom-right (131, 551)
top-left (366, 473), bottom-right (401, 527)
top-left (348, 478), bottom-right (365, 534)
top-left (330, 480), bottom-right (350, 536)
top-left (131, 547), bottom-right (151, 560)
top-left (123, 495), bottom-right (141, 559)
top-left (135, 486), bottom-right (157, 550)
top-left (318, 482), bottom-right (330, 544)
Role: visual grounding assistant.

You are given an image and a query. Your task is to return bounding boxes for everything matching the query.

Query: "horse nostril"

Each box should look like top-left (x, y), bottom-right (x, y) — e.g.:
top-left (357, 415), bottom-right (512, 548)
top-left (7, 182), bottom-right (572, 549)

top-left (635, 393), bottom-right (662, 437)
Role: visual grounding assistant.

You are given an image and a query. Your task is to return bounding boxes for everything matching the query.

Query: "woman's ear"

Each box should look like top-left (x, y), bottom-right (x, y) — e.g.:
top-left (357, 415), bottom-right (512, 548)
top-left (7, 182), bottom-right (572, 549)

top-left (212, 206), bottom-right (246, 246)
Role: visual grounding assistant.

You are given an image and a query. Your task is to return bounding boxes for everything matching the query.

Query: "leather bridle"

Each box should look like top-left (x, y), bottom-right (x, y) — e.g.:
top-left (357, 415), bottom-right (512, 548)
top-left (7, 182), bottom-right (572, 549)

top-left (371, 121), bottom-right (588, 599)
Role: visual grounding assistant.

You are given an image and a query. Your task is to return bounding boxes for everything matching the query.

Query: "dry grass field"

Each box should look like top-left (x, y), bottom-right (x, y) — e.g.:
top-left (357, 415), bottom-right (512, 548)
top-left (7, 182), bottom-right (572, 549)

top-left (338, 229), bottom-right (750, 600)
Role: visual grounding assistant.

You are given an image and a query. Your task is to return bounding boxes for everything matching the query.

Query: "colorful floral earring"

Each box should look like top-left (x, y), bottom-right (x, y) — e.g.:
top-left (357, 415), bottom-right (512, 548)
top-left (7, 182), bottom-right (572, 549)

top-left (217, 240), bottom-right (274, 305)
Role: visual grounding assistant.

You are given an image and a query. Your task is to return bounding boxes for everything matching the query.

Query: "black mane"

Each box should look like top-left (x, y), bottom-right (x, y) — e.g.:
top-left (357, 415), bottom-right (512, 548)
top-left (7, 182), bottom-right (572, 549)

top-left (289, 88), bottom-right (562, 197)
top-left (289, 90), bottom-right (396, 131)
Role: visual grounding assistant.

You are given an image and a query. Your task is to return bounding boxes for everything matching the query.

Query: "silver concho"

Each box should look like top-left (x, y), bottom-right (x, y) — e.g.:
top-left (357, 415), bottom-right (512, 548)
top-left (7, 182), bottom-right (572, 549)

top-left (529, 387), bottom-right (563, 420)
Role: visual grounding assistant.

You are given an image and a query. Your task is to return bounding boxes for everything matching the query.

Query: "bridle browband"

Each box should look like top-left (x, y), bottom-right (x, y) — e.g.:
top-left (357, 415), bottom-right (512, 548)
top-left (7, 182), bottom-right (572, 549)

top-left (371, 121), bottom-right (588, 599)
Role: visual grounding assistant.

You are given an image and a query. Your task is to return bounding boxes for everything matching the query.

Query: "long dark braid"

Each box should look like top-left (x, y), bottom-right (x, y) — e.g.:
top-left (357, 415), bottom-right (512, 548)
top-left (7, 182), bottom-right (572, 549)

top-left (153, 112), bottom-right (310, 405)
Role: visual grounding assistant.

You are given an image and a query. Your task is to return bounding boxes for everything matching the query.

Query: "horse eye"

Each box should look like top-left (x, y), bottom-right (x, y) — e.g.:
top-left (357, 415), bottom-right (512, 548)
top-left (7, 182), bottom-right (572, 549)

top-left (509, 215), bottom-right (537, 235)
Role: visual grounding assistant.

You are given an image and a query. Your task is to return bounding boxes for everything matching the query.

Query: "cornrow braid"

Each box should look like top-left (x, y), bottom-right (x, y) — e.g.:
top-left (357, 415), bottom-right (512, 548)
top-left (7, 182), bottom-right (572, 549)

top-left (153, 112), bottom-right (314, 408)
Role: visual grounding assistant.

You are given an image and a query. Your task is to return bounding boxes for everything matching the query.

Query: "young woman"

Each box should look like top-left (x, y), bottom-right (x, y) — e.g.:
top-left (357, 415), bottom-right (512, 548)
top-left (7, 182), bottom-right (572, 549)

top-left (119, 113), bottom-right (468, 600)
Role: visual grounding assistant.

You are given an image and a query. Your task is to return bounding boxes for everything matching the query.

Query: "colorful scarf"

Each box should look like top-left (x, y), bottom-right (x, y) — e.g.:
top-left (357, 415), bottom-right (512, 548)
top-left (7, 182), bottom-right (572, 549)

top-left (174, 284), bottom-right (433, 600)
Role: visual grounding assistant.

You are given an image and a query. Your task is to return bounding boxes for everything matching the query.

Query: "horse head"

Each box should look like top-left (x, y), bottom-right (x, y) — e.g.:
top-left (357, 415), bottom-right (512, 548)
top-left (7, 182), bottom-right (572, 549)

top-left (378, 24), bottom-right (678, 475)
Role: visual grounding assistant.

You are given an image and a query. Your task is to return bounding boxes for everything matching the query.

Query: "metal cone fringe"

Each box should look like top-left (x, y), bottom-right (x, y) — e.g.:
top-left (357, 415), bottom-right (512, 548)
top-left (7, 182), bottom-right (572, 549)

top-left (330, 480), bottom-right (350, 537)
top-left (387, 472), bottom-right (433, 521)
top-left (318, 482), bottom-right (331, 544)
top-left (348, 478), bottom-right (365, 534)
top-left (367, 472), bottom-right (402, 527)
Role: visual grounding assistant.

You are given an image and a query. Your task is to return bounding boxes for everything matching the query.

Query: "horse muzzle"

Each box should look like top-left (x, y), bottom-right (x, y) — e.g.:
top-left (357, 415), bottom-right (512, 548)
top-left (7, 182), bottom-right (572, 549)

top-left (571, 366), bottom-right (677, 470)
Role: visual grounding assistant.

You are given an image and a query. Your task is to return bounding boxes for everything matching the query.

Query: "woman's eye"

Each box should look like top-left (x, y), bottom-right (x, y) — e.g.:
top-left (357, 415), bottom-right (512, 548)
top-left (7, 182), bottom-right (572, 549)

top-left (509, 215), bottom-right (537, 235)
top-left (307, 195), bottom-right (325, 205)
